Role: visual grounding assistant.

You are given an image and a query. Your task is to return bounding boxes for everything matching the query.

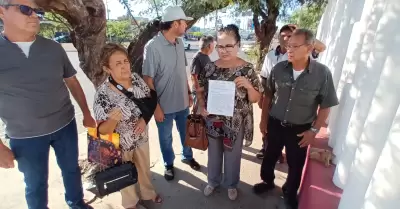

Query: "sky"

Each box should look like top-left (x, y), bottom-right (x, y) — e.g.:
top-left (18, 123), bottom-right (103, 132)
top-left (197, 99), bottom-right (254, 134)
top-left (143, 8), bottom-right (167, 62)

top-left (103, 0), bottom-right (284, 28)
top-left (104, 0), bottom-right (240, 25)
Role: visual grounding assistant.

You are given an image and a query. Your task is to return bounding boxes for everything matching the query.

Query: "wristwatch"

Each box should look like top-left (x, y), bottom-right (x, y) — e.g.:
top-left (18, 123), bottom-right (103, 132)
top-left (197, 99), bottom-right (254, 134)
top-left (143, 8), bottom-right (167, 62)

top-left (310, 127), bottom-right (320, 134)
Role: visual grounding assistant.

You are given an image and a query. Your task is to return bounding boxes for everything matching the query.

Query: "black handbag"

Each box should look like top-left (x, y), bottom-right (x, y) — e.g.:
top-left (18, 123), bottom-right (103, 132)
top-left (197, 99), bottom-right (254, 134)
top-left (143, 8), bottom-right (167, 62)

top-left (94, 162), bottom-right (138, 197)
top-left (108, 76), bottom-right (157, 124)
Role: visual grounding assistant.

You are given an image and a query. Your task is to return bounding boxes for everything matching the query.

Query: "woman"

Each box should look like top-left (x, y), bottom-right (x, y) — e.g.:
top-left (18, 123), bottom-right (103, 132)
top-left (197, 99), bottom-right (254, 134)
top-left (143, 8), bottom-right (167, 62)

top-left (93, 43), bottom-right (162, 209)
top-left (197, 25), bottom-right (263, 200)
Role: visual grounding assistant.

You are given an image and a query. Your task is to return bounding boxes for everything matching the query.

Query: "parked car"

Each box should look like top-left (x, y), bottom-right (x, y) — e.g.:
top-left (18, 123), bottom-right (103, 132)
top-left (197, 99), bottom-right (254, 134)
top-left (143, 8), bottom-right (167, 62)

top-left (53, 34), bottom-right (72, 43)
top-left (182, 37), bottom-right (191, 50)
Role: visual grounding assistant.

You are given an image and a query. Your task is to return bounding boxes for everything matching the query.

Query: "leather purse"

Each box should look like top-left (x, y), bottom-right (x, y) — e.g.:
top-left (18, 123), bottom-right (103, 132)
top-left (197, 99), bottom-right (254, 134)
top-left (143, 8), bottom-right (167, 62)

top-left (184, 105), bottom-right (208, 151)
top-left (94, 162), bottom-right (138, 197)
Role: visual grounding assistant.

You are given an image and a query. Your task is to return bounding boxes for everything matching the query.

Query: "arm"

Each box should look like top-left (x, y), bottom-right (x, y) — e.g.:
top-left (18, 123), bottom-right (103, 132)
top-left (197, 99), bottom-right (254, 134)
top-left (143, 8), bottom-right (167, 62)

top-left (98, 118), bottom-right (119, 135)
top-left (260, 68), bottom-right (276, 134)
top-left (61, 45), bottom-right (95, 127)
top-left (313, 107), bottom-right (330, 130)
top-left (64, 76), bottom-right (91, 117)
top-left (258, 53), bottom-right (272, 108)
top-left (314, 39), bottom-right (326, 53)
top-left (143, 76), bottom-right (162, 112)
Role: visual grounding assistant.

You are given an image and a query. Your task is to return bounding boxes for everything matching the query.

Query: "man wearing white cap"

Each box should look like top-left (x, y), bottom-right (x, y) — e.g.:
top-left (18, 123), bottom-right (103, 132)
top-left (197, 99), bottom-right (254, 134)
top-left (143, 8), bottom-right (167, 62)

top-left (142, 6), bottom-right (200, 181)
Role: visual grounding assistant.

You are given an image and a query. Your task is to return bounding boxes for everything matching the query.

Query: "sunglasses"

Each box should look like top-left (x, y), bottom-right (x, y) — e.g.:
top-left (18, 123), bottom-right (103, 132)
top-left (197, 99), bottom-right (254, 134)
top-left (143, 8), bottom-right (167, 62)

top-left (1, 4), bottom-right (45, 19)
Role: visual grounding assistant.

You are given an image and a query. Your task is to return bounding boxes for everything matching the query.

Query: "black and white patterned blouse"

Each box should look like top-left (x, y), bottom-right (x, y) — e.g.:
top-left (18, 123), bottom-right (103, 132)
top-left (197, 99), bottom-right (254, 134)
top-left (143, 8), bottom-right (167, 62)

top-left (93, 73), bottom-right (151, 151)
top-left (198, 62), bottom-right (264, 146)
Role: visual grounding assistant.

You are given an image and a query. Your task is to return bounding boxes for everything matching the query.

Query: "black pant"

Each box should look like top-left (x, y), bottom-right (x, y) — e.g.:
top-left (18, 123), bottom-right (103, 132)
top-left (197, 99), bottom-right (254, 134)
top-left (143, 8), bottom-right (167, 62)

top-left (260, 116), bottom-right (311, 200)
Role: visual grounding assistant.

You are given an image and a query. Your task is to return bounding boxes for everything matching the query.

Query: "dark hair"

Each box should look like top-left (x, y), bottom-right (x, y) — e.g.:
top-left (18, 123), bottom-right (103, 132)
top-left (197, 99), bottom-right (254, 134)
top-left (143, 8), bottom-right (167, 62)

top-left (199, 35), bottom-right (214, 49)
top-left (292, 28), bottom-right (315, 45)
top-left (279, 24), bottom-right (297, 34)
top-left (160, 21), bottom-right (173, 31)
top-left (100, 43), bottom-right (129, 68)
top-left (218, 24), bottom-right (241, 47)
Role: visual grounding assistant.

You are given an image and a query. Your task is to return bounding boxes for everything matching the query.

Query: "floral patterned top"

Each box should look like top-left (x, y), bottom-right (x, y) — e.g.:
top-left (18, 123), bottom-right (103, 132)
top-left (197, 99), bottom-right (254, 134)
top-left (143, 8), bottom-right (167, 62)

top-left (198, 62), bottom-right (263, 146)
top-left (93, 73), bottom-right (150, 151)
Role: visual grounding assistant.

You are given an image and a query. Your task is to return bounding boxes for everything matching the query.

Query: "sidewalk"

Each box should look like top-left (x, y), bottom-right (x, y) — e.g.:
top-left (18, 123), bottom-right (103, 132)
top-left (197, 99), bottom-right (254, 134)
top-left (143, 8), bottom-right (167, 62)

top-left (0, 108), bottom-right (288, 209)
top-left (0, 46), bottom-right (288, 209)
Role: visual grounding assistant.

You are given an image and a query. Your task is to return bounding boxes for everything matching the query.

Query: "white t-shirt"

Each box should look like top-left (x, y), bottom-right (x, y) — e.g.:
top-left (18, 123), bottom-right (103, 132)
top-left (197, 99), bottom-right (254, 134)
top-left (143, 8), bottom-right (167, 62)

top-left (260, 49), bottom-right (288, 78)
top-left (293, 69), bottom-right (304, 80)
top-left (14, 41), bottom-right (34, 57)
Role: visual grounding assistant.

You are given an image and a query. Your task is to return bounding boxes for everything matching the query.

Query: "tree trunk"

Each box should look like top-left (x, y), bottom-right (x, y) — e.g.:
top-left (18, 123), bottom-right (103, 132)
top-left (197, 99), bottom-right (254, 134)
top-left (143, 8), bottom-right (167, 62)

top-left (252, 0), bottom-right (280, 71)
top-left (36, 0), bottom-right (108, 87)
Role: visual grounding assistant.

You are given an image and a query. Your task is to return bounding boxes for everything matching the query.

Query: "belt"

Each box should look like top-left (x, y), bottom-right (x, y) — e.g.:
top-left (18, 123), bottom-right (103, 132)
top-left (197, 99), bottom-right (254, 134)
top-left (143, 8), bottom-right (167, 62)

top-left (269, 116), bottom-right (310, 128)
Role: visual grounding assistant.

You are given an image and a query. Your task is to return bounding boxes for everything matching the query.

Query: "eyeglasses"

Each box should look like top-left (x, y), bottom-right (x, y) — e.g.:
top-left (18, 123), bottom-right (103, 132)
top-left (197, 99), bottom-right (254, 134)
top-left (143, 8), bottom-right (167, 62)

top-left (286, 44), bottom-right (308, 50)
top-left (1, 4), bottom-right (45, 20)
top-left (215, 43), bottom-right (238, 52)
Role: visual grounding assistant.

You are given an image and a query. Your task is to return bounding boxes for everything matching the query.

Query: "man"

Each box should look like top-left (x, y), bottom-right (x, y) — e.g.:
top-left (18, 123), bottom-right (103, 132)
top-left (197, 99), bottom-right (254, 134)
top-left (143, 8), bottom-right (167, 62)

top-left (254, 29), bottom-right (338, 209)
top-left (142, 6), bottom-right (200, 181)
top-left (256, 24), bottom-right (327, 159)
top-left (0, 1), bottom-right (96, 209)
top-left (190, 35), bottom-right (214, 106)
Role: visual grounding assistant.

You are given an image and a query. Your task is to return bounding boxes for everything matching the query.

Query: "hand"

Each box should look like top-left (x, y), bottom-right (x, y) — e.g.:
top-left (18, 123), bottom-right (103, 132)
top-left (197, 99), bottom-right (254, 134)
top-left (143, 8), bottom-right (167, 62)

top-left (0, 144), bottom-right (15, 169)
top-left (298, 130), bottom-right (317, 148)
top-left (83, 113), bottom-right (96, 128)
top-left (134, 118), bottom-right (146, 134)
top-left (108, 108), bottom-right (123, 122)
top-left (259, 120), bottom-right (267, 137)
top-left (234, 76), bottom-right (253, 90)
top-left (189, 94), bottom-right (194, 108)
top-left (154, 105), bottom-right (165, 122)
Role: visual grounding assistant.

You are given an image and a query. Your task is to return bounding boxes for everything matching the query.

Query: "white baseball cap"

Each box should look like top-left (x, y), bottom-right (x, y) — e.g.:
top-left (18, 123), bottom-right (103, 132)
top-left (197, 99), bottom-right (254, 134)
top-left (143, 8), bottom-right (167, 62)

top-left (161, 6), bottom-right (193, 22)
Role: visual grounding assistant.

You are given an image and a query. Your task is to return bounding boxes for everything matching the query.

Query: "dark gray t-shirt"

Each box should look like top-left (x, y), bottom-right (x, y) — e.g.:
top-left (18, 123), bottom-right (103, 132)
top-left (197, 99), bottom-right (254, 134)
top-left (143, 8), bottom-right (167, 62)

top-left (190, 51), bottom-right (211, 92)
top-left (142, 32), bottom-right (189, 114)
top-left (0, 36), bottom-right (76, 138)
top-left (190, 51), bottom-right (211, 75)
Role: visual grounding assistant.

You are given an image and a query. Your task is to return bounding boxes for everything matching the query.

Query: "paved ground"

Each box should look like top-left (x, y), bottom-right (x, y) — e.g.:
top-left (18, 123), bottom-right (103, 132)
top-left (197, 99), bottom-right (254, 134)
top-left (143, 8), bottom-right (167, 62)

top-left (0, 42), bottom-right (287, 209)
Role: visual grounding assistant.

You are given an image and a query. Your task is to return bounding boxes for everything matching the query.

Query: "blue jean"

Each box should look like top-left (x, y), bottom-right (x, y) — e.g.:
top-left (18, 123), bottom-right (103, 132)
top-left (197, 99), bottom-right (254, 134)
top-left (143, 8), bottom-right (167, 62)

top-left (10, 119), bottom-right (89, 209)
top-left (156, 108), bottom-right (193, 167)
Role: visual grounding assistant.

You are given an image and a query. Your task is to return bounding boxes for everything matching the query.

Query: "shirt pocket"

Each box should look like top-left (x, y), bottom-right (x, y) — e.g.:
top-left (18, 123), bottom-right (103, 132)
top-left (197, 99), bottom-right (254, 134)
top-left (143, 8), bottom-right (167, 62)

top-left (296, 87), bottom-right (319, 106)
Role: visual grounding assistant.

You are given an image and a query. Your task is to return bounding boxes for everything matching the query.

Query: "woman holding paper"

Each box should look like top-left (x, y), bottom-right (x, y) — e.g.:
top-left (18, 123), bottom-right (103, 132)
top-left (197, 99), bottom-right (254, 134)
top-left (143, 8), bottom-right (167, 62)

top-left (197, 24), bottom-right (263, 201)
top-left (93, 43), bottom-right (162, 209)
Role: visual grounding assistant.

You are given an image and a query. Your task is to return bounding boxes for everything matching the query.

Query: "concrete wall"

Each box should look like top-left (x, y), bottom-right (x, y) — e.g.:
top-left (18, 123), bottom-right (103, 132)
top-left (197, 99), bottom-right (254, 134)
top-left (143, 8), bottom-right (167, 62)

top-left (316, 0), bottom-right (400, 208)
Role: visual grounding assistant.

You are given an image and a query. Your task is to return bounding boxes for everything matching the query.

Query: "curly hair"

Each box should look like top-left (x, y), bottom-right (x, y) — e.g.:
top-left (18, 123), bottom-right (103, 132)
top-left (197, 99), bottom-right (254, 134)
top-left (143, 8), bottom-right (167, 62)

top-left (99, 43), bottom-right (129, 68)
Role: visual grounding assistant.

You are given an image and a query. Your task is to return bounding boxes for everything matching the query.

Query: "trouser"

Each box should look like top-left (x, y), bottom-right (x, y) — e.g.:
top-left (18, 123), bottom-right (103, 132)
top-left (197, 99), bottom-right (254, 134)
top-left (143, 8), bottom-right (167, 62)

top-left (260, 116), bottom-right (311, 200)
top-left (207, 127), bottom-right (244, 189)
top-left (9, 119), bottom-right (88, 209)
top-left (156, 108), bottom-right (193, 167)
top-left (120, 141), bottom-right (157, 208)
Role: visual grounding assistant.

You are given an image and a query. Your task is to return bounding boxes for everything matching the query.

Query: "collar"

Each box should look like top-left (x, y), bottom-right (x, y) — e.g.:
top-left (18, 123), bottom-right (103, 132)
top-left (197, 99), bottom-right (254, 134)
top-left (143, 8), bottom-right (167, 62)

top-left (158, 31), bottom-right (180, 46)
top-left (275, 45), bottom-right (286, 56)
top-left (285, 57), bottom-right (314, 73)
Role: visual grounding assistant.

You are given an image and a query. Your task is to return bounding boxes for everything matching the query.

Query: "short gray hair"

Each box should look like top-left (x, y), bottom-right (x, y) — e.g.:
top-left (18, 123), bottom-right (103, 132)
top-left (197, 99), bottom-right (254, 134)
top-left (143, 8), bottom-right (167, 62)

top-left (199, 35), bottom-right (214, 50)
top-left (292, 28), bottom-right (315, 45)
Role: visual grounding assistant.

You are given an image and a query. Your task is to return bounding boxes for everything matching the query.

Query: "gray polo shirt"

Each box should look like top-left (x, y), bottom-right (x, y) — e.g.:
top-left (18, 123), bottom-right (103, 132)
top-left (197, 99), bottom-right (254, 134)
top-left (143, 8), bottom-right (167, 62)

top-left (142, 32), bottom-right (189, 114)
top-left (0, 36), bottom-right (76, 138)
top-left (265, 60), bottom-right (339, 124)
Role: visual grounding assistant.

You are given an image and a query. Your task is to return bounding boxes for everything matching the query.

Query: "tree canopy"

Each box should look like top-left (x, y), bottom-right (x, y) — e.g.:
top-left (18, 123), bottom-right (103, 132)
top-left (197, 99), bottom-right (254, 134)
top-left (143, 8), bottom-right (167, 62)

top-left (287, 2), bottom-right (327, 33)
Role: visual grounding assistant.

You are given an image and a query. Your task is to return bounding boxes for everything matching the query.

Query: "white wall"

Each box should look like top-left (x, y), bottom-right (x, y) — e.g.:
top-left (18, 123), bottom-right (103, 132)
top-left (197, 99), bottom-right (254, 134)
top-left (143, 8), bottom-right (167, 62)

top-left (316, 0), bottom-right (400, 208)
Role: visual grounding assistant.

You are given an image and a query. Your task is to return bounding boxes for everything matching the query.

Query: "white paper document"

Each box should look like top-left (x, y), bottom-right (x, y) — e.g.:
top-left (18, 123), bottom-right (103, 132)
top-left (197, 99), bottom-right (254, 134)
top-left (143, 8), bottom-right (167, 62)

top-left (207, 80), bottom-right (236, 117)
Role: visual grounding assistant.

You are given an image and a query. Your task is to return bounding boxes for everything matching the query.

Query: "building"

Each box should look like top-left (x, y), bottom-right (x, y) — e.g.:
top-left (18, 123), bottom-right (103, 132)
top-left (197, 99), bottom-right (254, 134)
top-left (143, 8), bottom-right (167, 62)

top-left (316, 0), bottom-right (400, 208)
